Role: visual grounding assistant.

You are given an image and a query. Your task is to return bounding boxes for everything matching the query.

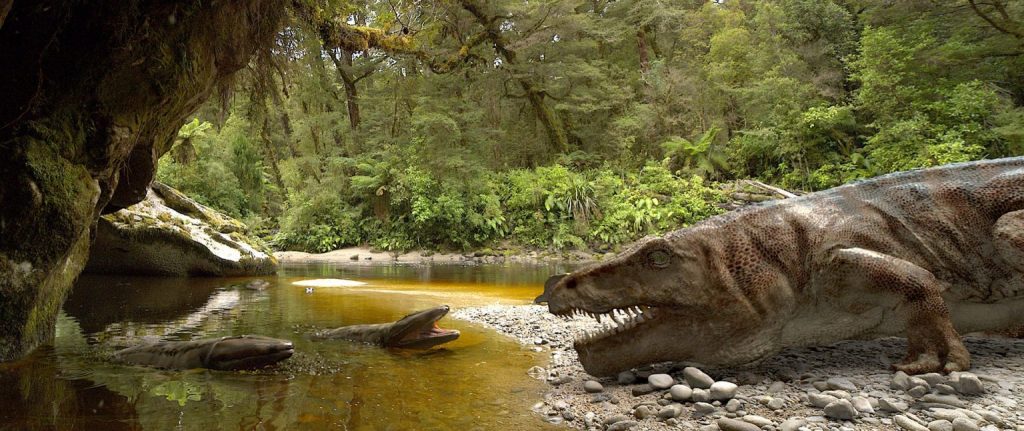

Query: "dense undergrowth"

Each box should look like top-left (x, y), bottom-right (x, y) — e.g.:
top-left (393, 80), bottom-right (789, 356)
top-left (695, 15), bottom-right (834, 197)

top-left (158, 0), bottom-right (1024, 253)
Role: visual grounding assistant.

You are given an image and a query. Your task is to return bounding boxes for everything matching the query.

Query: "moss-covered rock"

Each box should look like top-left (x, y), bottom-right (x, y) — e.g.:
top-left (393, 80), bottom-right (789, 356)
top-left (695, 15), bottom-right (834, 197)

top-left (86, 183), bottom-right (276, 276)
top-left (0, 0), bottom-right (285, 361)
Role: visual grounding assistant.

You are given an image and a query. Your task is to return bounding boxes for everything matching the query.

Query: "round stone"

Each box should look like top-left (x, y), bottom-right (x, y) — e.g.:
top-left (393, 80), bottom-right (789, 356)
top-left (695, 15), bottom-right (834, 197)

top-left (710, 381), bottom-right (738, 400)
top-left (633, 405), bottom-right (654, 420)
top-left (692, 388), bottom-right (711, 403)
top-left (823, 399), bottom-right (858, 420)
top-left (895, 415), bottom-right (930, 431)
top-left (768, 398), bottom-right (785, 410)
top-left (657, 404), bottom-right (683, 419)
top-left (617, 371), bottom-right (637, 385)
top-left (725, 398), bottom-right (742, 412)
top-left (648, 373), bottom-right (674, 389)
top-left (669, 384), bottom-right (692, 401)
top-left (683, 366), bottom-right (715, 389)
top-left (827, 377), bottom-right (858, 392)
top-left (742, 415), bottom-right (773, 427)
top-left (928, 420), bottom-right (954, 431)
top-left (583, 380), bottom-right (604, 393)
top-left (951, 418), bottom-right (980, 431)
top-left (694, 402), bottom-right (716, 415)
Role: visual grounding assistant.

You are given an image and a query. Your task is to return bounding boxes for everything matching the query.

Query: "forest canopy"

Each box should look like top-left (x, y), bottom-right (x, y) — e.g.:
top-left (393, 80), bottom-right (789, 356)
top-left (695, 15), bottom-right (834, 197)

top-left (157, 0), bottom-right (1024, 253)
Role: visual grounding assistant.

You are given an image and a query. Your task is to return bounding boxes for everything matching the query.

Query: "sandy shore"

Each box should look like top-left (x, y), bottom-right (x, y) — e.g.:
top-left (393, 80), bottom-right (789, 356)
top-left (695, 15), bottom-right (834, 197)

top-left (275, 246), bottom-right (599, 265)
top-left (453, 304), bottom-right (1024, 431)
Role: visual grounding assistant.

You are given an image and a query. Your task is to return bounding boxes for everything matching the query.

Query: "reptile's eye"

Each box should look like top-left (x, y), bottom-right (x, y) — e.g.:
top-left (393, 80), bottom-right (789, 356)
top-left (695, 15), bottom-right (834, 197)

top-left (647, 249), bottom-right (671, 269)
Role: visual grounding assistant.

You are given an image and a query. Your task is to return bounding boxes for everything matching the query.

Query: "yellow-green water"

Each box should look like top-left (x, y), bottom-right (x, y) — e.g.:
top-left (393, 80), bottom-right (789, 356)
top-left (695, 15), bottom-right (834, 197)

top-left (0, 263), bottom-right (576, 430)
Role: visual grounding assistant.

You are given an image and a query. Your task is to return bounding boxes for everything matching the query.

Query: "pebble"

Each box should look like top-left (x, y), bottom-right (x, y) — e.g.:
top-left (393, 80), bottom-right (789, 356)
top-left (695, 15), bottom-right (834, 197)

top-left (742, 415), bottom-right (773, 427)
top-left (780, 418), bottom-right (806, 431)
top-left (921, 394), bottom-right (967, 408)
top-left (649, 374), bottom-right (675, 390)
top-left (908, 386), bottom-right (930, 398)
top-left (808, 392), bottom-right (838, 408)
top-left (583, 380), bottom-right (604, 393)
top-left (896, 415), bottom-right (930, 431)
top-left (710, 381), bottom-right (738, 401)
top-left (607, 421), bottom-right (638, 431)
top-left (893, 371), bottom-right (912, 390)
top-left (952, 418), bottom-right (980, 431)
top-left (632, 384), bottom-right (655, 396)
top-left (694, 402), bottom-right (717, 415)
top-left (876, 397), bottom-right (909, 411)
top-left (717, 418), bottom-right (761, 431)
top-left (603, 414), bottom-right (631, 425)
top-left (684, 367), bottom-right (715, 389)
top-left (692, 388), bottom-right (711, 403)
top-left (767, 381), bottom-right (787, 393)
top-left (920, 373), bottom-right (946, 386)
top-left (851, 396), bottom-right (874, 413)
top-left (617, 371), bottom-right (637, 385)
top-left (634, 405), bottom-right (654, 420)
top-left (670, 384), bottom-right (693, 402)
top-left (657, 404), bottom-right (683, 419)
top-left (827, 377), bottom-right (858, 392)
top-left (767, 398), bottom-right (784, 410)
top-left (725, 398), bottom-right (742, 412)
top-left (958, 374), bottom-right (985, 395)
top-left (928, 419), bottom-right (954, 431)
top-left (823, 399), bottom-right (858, 420)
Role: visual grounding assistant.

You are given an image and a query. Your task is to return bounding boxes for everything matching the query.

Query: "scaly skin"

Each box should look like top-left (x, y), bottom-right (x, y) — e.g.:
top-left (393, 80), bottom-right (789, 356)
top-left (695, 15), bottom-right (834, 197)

top-left (113, 335), bottom-right (294, 370)
top-left (312, 305), bottom-right (460, 349)
top-left (547, 157), bottom-right (1024, 376)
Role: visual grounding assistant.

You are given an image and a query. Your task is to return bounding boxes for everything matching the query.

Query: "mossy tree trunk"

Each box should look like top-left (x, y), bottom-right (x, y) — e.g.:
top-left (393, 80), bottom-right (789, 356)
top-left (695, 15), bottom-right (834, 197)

top-left (0, 0), bottom-right (284, 361)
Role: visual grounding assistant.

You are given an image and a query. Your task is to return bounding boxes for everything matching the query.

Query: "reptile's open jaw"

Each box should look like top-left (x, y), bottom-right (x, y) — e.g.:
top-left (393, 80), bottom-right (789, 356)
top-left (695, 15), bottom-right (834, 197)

top-left (555, 305), bottom-right (660, 345)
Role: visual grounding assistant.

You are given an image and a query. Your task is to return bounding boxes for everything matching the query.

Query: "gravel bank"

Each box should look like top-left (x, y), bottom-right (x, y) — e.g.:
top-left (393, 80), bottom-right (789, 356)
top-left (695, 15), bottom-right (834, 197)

top-left (453, 305), bottom-right (1024, 431)
top-left (275, 246), bottom-right (598, 265)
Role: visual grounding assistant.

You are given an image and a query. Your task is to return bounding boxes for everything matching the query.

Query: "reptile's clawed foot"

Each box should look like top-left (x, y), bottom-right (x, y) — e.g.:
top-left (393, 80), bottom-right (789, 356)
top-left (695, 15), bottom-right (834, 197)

top-left (893, 331), bottom-right (971, 375)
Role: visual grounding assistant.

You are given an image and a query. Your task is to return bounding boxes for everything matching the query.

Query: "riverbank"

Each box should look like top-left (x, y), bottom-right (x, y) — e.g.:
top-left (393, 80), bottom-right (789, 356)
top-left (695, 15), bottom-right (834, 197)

top-left (275, 246), bottom-right (601, 265)
top-left (454, 304), bottom-right (1024, 431)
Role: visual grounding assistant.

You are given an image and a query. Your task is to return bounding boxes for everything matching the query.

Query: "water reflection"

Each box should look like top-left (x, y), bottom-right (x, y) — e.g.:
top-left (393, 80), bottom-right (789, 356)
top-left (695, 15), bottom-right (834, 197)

top-left (1, 263), bottom-right (568, 430)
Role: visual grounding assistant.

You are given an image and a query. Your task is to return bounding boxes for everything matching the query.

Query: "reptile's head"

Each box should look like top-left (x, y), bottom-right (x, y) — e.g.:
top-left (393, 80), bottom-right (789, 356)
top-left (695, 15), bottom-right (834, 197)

top-left (548, 235), bottom-right (764, 376)
top-left (204, 335), bottom-right (295, 370)
top-left (384, 305), bottom-right (461, 349)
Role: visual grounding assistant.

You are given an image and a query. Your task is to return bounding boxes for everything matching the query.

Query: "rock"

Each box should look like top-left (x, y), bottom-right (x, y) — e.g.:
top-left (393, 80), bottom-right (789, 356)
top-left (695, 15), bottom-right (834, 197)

top-left (632, 384), bottom-right (655, 396)
top-left (725, 399), bottom-right (742, 413)
top-left (590, 393), bottom-right (611, 403)
top-left (919, 373), bottom-right (945, 387)
top-left (892, 371), bottom-right (912, 391)
top-left (958, 373), bottom-right (985, 395)
top-left (780, 418), bottom-right (807, 431)
top-left (649, 374), bottom-right (674, 389)
top-left (562, 410), bottom-right (575, 421)
top-left (634, 405), bottom-right (654, 420)
top-left (692, 388), bottom-right (712, 403)
top-left (936, 384), bottom-right (958, 395)
top-left (767, 398), bottom-right (784, 410)
top-left (658, 404), bottom-right (684, 419)
top-left (909, 377), bottom-right (932, 390)
top-left (742, 415), bottom-right (773, 427)
top-left (603, 414), bottom-right (632, 425)
top-left (717, 418), bottom-right (761, 431)
top-left (908, 386), bottom-right (930, 398)
top-left (607, 421), bottom-right (638, 431)
top-left (694, 402), bottom-right (717, 415)
top-left (823, 399), bottom-right (858, 420)
top-left (670, 384), bottom-right (693, 402)
top-left (767, 381), bottom-right (787, 393)
top-left (710, 381), bottom-right (738, 400)
top-left (86, 183), bottom-right (277, 276)
top-left (827, 377), bottom-right (858, 392)
top-left (851, 396), bottom-right (874, 414)
top-left (920, 394), bottom-right (966, 408)
top-left (808, 392), bottom-right (838, 408)
top-left (952, 418), bottom-right (980, 431)
top-left (684, 367), bottom-right (715, 389)
top-left (617, 371), bottom-right (637, 385)
top-left (896, 415), bottom-right (930, 431)
top-left (928, 420), bottom-right (954, 431)
top-left (583, 380), bottom-right (604, 393)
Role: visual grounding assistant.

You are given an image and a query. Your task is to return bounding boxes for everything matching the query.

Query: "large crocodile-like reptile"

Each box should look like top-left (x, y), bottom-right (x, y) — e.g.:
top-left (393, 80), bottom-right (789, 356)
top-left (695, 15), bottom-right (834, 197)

top-left (312, 305), bottom-right (460, 349)
top-left (547, 157), bottom-right (1024, 376)
top-left (113, 335), bottom-right (295, 370)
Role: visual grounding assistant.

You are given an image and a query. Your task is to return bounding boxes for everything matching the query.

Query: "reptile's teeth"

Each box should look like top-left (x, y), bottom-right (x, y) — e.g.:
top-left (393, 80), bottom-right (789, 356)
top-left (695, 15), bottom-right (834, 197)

top-left (595, 314), bottom-right (602, 324)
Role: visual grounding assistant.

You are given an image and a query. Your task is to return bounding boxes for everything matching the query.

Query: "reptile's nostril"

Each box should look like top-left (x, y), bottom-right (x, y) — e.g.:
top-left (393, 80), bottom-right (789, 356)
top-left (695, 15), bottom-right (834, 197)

top-left (565, 278), bottom-right (577, 289)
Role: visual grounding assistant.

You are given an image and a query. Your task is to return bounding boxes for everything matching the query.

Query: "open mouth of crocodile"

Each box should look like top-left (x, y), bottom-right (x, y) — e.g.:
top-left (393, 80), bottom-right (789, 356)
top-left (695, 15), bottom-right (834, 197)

top-left (389, 306), bottom-right (461, 349)
top-left (394, 322), bottom-right (459, 346)
top-left (555, 305), bottom-right (660, 345)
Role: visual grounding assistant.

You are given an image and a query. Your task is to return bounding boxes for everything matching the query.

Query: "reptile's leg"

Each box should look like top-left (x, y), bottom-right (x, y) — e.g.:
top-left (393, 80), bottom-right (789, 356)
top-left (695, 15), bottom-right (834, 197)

top-left (831, 248), bottom-right (970, 374)
top-left (994, 209), bottom-right (1024, 273)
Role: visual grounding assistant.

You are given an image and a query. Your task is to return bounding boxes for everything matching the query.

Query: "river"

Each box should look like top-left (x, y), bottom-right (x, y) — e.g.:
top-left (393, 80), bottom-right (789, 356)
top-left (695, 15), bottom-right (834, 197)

top-left (0, 263), bottom-right (575, 430)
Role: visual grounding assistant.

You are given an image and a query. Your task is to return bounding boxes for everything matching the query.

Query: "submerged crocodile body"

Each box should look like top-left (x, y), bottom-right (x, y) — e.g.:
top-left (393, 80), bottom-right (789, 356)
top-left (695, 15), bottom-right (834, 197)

top-left (312, 305), bottom-right (460, 349)
top-left (547, 157), bottom-right (1024, 376)
top-left (113, 335), bottom-right (294, 370)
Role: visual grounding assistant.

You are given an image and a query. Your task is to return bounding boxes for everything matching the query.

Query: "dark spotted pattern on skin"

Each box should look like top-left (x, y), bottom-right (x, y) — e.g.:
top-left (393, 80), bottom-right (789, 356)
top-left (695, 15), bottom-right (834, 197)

top-left (547, 157), bottom-right (1024, 376)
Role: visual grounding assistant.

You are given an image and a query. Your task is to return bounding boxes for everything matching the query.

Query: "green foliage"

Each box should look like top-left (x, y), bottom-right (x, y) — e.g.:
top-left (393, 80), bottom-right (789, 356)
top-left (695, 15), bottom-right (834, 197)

top-left (158, 0), bottom-right (1024, 253)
